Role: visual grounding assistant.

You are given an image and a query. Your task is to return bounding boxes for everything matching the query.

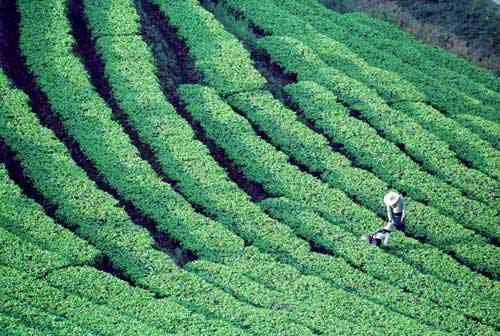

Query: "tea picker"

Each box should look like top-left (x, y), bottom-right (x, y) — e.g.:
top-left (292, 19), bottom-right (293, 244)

top-left (361, 191), bottom-right (406, 247)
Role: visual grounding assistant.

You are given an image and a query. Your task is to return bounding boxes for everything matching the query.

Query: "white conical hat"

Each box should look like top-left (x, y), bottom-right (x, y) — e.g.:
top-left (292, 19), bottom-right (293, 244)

top-left (384, 191), bottom-right (400, 206)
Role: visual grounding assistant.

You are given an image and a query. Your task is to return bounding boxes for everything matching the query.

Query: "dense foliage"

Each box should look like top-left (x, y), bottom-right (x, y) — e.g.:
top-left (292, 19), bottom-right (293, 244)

top-left (0, 0), bottom-right (498, 334)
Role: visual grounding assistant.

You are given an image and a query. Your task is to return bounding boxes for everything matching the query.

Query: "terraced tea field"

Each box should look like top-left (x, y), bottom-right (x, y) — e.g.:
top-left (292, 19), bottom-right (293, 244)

top-left (0, 0), bottom-right (499, 335)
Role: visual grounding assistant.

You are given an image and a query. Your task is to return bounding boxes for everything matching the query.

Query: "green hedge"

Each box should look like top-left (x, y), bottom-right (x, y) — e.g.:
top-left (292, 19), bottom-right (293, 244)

top-left (0, 313), bottom-right (46, 336)
top-left (0, 266), bottom-right (170, 336)
top-left (149, 0), bottom-right (265, 96)
top-left (0, 226), bottom-right (70, 277)
top-left (227, 90), bottom-right (500, 277)
top-left (82, 0), bottom-right (303, 258)
top-left (344, 11), bottom-right (500, 92)
top-left (0, 298), bottom-right (89, 336)
top-left (83, 0), bottom-right (140, 38)
top-left (178, 84), bottom-right (498, 326)
top-left (0, 164), bottom-right (101, 265)
top-left (18, 0), bottom-right (244, 261)
top-left (273, 0), bottom-right (500, 117)
top-left (453, 114), bottom-right (500, 149)
top-left (82, 3), bottom-right (458, 332)
top-left (219, 0), bottom-right (500, 149)
top-left (16, 1), bottom-right (73, 62)
top-left (47, 266), bottom-right (249, 335)
top-left (392, 101), bottom-right (500, 180)
top-left (255, 36), bottom-right (499, 237)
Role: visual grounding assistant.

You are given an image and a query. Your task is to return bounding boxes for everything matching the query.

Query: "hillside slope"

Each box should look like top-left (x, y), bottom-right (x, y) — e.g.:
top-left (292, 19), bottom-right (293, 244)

top-left (320, 0), bottom-right (500, 75)
top-left (0, 0), bottom-right (499, 334)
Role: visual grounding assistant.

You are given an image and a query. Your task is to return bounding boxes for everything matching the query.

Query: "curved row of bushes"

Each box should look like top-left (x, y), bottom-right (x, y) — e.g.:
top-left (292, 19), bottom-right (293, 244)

top-left (0, 225), bottom-right (73, 277)
top-left (218, 0), bottom-right (499, 206)
top-left (271, 0), bottom-right (500, 147)
top-left (453, 114), bottom-right (500, 149)
top-left (148, 0), bottom-right (266, 96)
top-left (275, 0), bottom-right (500, 109)
top-left (217, 0), bottom-right (500, 149)
top-left (255, 35), bottom-right (499, 238)
top-left (19, 0), bottom-right (244, 261)
top-left (0, 65), bottom-right (275, 335)
top-left (343, 11), bottom-right (500, 92)
top-left (227, 88), bottom-right (499, 277)
top-left (47, 266), bottom-right (250, 336)
top-left (0, 161), bottom-right (100, 266)
top-left (79, 1), bottom-right (484, 333)
top-left (0, 266), bottom-right (172, 336)
top-left (0, 295), bottom-right (90, 335)
top-left (178, 84), bottom-right (498, 326)
top-left (392, 101), bottom-right (499, 181)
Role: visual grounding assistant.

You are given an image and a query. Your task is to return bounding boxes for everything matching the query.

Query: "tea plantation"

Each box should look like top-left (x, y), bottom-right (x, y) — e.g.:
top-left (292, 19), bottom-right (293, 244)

top-left (0, 0), bottom-right (499, 335)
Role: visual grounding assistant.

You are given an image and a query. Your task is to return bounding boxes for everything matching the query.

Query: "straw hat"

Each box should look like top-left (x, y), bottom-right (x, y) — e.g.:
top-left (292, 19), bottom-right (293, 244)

top-left (384, 191), bottom-right (400, 207)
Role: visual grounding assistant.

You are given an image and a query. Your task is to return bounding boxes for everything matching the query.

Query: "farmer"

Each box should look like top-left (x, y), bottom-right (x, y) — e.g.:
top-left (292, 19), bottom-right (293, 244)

top-left (384, 191), bottom-right (406, 232)
top-left (361, 191), bottom-right (406, 247)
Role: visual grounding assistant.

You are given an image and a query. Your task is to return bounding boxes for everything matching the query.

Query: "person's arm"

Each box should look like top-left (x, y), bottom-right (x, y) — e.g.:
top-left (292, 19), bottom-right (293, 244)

top-left (400, 198), bottom-right (406, 222)
top-left (386, 205), bottom-right (394, 223)
top-left (382, 232), bottom-right (390, 246)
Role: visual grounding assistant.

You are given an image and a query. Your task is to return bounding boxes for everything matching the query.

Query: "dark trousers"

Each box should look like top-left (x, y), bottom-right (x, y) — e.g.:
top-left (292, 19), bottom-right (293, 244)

top-left (392, 212), bottom-right (405, 232)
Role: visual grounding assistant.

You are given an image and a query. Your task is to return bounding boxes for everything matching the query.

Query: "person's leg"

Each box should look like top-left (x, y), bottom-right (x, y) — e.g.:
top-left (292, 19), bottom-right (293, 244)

top-left (393, 213), bottom-right (404, 231)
